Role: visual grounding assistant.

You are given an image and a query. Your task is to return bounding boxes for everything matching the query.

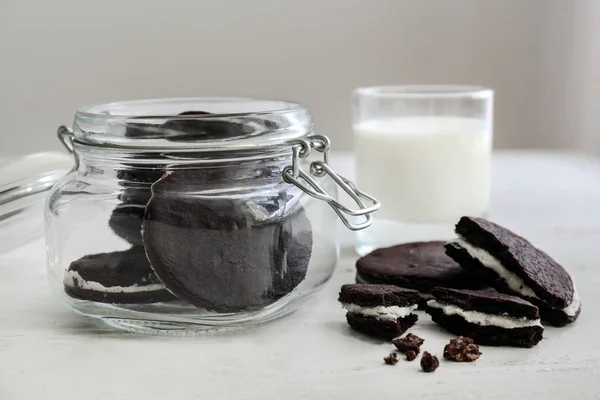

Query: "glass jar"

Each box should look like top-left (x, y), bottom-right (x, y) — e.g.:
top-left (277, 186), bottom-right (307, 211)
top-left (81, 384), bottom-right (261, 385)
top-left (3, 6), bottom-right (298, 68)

top-left (46, 98), bottom-right (379, 334)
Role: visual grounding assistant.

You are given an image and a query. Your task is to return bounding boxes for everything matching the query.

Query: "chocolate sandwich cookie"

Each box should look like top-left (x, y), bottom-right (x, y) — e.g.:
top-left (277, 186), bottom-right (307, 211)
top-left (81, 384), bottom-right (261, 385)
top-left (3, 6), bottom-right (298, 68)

top-left (108, 204), bottom-right (145, 245)
top-left (116, 186), bottom-right (153, 208)
top-left (116, 168), bottom-right (166, 205)
top-left (142, 170), bottom-right (312, 312)
top-left (108, 111), bottom-right (214, 241)
top-left (445, 217), bottom-right (581, 326)
top-left (124, 111), bottom-right (275, 142)
top-left (356, 241), bottom-right (484, 307)
top-left (338, 284), bottom-right (419, 341)
top-left (108, 166), bottom-right (167, 244)
top-left (426, 287), bottom-right (544, 348)
top-left (123, 111), bottom-right (211, 140)
top-left (63, 247), bottom-right (175, 304)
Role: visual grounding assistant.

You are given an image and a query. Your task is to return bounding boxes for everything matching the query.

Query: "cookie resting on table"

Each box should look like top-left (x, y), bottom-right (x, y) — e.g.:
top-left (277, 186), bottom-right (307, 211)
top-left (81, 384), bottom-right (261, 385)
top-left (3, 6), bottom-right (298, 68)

top-left (338, 284), bottom-right (419, 341)
top-left (426, 287), bottom-right (544, 348)
top-left (356, 241), bottom-right (485, 308)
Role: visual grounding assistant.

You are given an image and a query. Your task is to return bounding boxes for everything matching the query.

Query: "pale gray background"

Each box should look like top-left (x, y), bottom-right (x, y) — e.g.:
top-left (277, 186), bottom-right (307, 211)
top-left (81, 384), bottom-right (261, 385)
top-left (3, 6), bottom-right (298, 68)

top-left (1, 0), bottom-right (598, 155)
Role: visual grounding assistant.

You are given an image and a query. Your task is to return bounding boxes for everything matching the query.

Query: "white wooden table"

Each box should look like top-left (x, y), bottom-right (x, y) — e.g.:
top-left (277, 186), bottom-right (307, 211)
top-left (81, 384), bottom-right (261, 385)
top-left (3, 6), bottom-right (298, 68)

top-left (2, 151), bottom-right (600, 400)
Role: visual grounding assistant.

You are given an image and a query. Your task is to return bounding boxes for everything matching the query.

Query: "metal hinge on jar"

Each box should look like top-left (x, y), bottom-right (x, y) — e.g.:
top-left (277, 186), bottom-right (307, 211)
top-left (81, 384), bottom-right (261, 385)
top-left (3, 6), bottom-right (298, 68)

top-left (283, 134), bottom-right (380, 230)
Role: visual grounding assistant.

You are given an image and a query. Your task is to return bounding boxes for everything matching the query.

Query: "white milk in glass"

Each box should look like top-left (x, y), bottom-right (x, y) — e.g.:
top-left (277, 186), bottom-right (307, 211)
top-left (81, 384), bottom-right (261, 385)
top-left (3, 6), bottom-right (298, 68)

top-left (354, 116), bottom-right (492, 255)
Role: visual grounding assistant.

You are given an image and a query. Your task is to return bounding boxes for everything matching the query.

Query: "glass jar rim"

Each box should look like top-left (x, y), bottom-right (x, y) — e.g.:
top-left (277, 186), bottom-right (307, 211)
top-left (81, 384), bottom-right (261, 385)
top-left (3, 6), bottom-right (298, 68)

top-left (69, 97), bottom-right (312, 150)
top-left (75, 97), bottom-right (309, 120)
top-left (354, 85), bottom-right (493, 99)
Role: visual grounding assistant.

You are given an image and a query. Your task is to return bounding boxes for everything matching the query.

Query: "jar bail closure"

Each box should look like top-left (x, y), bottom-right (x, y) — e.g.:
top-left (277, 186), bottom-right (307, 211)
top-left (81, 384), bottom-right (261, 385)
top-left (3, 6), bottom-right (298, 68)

top-left (56, 126), bottom-right (380, 230)
top-left (283, 134), bottom-right (380, 230)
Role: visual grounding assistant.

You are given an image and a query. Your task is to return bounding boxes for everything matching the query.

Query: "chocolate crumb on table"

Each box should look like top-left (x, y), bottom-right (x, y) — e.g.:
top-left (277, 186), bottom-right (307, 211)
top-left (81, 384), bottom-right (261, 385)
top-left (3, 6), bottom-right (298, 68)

top-left (420, 352), bottom-right (439, 372)
top-left (383, 353), bottom-right (399, 365)
top-left (443, 336), bottom-right (482, 362)
top-left (392, 333), bottom-right (425, 354)
top-left (405, 350), bottom-right (417, 361)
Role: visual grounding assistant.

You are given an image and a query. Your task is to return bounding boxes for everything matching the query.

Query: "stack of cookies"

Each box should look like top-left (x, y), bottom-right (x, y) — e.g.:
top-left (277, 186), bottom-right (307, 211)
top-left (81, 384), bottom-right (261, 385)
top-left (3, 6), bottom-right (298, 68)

top-left (340, 217), bottom-right (581, 348)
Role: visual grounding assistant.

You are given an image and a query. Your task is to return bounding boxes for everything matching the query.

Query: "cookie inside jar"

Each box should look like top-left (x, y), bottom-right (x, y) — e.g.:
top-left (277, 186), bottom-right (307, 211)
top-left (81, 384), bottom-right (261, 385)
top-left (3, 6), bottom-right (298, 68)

top-left (142, 166), bottom-right (312, 312)
top-left (63, 110), bottom-right (312, 312)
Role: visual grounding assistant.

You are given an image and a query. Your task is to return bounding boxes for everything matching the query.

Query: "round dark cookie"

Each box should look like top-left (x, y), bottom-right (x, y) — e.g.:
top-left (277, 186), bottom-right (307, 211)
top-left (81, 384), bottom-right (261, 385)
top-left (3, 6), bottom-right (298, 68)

top-left (109, 166), bottom-right (166, 244)
top-left (445, 241), bottom-right (580, 326)
top-left (108, 204), bottom-right (145, 245)
top-left (426, 307), bottom-right (543, 348)
top-left (115, 111), bottom-right (215, 206)
top-left (426, 287), bottom-right (544, 348)
top-left (356, 241), bottom-right (485, 296)
top-left (141, 170), bottom-right (312, 312)
top-left (116, 167), bottom-right (167, 186)
top-left (345, 313), bottom-right (418, 342)
top-left (338, 284), bottom-right (421, 308)
top-left (338, 284), bottom-right (420, 341)
top-left (63, 247), bottom-right (175, 304)
top-left (124, 110), bottom-right (278, 142)
top-left (117, 187), bottom-right (153, 207)
top-left (455, 217), bottom-right (575, 309)
top-left (449, 217), bottom-right (581, 326)
top-left (431, 287), bottom-right (540, 320)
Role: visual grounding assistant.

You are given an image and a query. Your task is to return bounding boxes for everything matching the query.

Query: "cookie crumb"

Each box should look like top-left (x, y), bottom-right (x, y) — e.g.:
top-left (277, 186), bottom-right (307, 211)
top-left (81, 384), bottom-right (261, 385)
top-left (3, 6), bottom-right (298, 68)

top-left (405, 350), bottom-right (417, 361)
top-left (420, 351), bottom-right (439, 372)
top-left (392, 333), bottom-right (424, 354)
top-left (384, 353), bottom-right (399, 365)
top-left (443, 336), bottom-right (482, 362)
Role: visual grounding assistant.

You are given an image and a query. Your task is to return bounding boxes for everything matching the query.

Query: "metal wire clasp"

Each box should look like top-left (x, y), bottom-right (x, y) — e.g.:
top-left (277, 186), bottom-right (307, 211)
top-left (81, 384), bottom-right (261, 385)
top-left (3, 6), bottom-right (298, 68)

top-left (283, 134), bottom-right (380, 230)
top-left (57, 125), bottom-right (75, 153)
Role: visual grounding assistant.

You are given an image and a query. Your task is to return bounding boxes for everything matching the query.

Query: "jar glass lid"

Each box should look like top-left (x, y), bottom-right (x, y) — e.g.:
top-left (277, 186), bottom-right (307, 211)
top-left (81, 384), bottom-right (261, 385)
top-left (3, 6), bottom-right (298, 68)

top-left (0, 152), bottom-right (73, 254)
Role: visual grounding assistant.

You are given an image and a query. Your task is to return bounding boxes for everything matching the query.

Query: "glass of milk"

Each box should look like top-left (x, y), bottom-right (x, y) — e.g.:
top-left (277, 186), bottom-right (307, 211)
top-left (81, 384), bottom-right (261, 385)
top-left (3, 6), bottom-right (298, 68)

top-left (352, 85), bottom-right (493, 255)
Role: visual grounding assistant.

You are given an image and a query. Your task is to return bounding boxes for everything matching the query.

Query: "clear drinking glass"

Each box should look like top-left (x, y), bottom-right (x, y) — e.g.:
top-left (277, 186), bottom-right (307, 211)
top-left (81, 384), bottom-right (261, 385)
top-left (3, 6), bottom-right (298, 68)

top-left (352, 85), bottom-right (494, 255)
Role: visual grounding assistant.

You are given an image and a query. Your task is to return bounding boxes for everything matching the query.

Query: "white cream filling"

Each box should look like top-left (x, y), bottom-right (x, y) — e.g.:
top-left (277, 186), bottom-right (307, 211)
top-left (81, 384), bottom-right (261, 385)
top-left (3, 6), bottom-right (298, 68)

top-left (64, 270), bottom-right (166, 293)
top-left (451, 237), bottom-right (538, 298)
top-left (563, 288), bottom-right (581, 317)
top-left (427, 300), bottom-right (542, 329)
top-left (341, 303), bottom-right (418, 321)
top-left (450, 236), bottom-right (581, 317)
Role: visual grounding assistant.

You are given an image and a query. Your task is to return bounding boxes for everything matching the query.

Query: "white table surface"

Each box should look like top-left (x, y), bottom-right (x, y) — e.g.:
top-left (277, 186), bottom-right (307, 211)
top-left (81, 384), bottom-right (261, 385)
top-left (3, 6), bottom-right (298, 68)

top-left (2, 151), bottom-right (600, 400)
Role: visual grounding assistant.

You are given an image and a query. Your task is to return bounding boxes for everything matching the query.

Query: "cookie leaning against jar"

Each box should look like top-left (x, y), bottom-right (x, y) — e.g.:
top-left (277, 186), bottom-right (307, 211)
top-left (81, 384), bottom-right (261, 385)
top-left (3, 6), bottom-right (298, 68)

top-left (141, 168), bottom-right (313, 312)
